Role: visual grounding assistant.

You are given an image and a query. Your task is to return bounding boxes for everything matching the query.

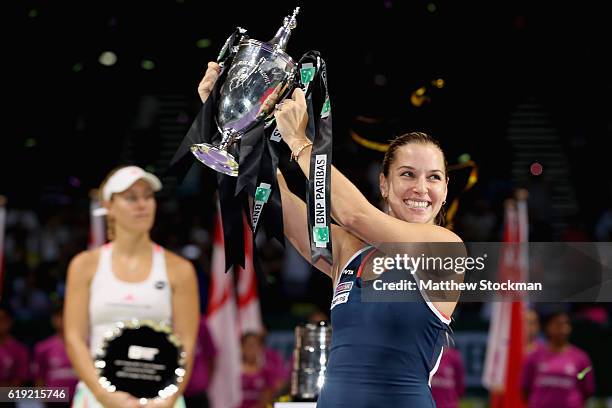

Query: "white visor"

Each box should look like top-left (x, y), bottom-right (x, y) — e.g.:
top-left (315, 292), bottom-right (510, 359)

top-left (102, 166), bottom-right (162, 201)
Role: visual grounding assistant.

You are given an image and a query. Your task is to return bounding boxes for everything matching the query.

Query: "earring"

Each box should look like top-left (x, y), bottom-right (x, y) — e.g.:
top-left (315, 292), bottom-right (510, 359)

top-left (442, 200), bottom-right (447, 205)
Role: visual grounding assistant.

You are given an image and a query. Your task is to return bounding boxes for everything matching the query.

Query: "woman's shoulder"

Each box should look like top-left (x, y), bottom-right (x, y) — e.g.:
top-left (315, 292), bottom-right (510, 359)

top-left (334, 229), bottom-right (370, 271)
top-left (568, 344), bottom-right (592, 362)
top-left (73, 247), bottom-right (102, 263)
top-left (163, 248), bottom-right (193, 269)
top-left (66, 247), bottom-right (102, 281)
top-left (162, 248), bottom-right (196, 282)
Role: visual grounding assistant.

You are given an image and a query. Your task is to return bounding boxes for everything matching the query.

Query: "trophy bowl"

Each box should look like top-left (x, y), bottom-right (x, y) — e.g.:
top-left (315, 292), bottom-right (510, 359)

top-left (191, 8), bottom-right (300, 177)
top-left (94, 319), bottom-right (186, 404)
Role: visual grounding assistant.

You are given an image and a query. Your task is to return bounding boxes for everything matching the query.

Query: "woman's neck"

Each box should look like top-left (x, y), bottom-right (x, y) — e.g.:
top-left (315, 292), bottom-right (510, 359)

top-left (112, 230), bottom-right (152, 256)
top-left (547, 340), bottom-right (569, 353)
top-left (242, 358), bottom-right (261, 373)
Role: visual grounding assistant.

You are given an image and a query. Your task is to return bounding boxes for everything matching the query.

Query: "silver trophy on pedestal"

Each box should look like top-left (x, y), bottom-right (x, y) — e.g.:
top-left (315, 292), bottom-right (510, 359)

top-left (291, 321), bottom-right (332, 401)
top-left (191, 8), bottom-right (300, 176)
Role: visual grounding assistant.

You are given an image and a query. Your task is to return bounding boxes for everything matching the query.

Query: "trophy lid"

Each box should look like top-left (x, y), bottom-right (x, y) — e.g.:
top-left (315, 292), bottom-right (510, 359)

top-left (268, 7), bottom-right (300, 51)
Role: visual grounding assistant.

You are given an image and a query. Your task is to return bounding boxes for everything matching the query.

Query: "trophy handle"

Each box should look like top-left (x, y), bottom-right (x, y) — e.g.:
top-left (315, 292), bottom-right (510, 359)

top-left (260, 69), bottom-right (300, 129)
top-left (260, 64), bottom-right (315, 129)
top-left (276, 64), bottom-right (316, 104)
top-left (281, 68), bottom-right (302, 100)
top-left (217, 27), bottom-right (247, 68)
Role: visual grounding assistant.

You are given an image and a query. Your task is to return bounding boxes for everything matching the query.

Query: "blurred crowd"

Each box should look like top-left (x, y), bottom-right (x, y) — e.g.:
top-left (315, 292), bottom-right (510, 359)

top-left (1, 163), bottom-right (612, 406)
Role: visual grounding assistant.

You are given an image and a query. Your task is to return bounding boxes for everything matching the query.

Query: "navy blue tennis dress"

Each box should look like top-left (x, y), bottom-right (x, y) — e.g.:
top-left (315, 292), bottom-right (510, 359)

top-left (316, 247), bottom-right (452, 407)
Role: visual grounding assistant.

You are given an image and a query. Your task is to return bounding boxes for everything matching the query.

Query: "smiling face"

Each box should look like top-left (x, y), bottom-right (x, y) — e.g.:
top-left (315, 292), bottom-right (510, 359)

top-left (106, 179), bottom-right (156, 235)
top-left (380, 142), bottom-right (448, 225)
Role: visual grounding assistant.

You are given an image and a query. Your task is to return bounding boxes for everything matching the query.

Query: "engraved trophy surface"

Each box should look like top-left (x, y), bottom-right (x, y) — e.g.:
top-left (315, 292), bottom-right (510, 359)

top-left (94, 319), bottom-right (186, 404)
top-left (291, 321), bottom-right (332, 401)
top-left (191, 8), bottom-right (300, 176)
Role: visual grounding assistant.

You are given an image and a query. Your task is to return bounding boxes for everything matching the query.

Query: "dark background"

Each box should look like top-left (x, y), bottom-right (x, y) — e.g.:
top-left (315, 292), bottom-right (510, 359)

top-left (2, 0), bottom-right (612, 398)
top-left (6, 0), bottom-right (610, 216)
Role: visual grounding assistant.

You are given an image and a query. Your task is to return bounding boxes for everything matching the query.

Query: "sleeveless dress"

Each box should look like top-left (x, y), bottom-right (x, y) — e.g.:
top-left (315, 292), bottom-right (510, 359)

top-left (316, 246), bottom-right (452, 407)
top-left (72, 243), bottom-right (185, 408)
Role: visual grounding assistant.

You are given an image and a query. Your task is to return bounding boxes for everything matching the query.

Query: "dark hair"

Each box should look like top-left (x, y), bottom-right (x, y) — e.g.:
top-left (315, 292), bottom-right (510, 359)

top-left (381, 132), bottom-right (449, 226)
top-left (241, 331), bottom-right (263, 345)
top-left (542, 310), bottom-right (570, 329)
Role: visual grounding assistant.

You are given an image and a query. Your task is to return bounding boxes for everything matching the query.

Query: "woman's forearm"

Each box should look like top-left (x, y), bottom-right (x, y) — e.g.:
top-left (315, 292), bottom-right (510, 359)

top-left (65, 335), bottom-right (107, 399)
top-left (277, 171), bottom-right (333, 275)
top-left (292, 142), bottom-right (374, 231)
top-left (276, 89), bottom-right (377, 237)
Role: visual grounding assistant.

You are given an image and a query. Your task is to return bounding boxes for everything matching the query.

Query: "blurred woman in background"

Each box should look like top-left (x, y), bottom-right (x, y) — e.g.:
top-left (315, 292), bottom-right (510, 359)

top-left (522, 311), bottom-right (595, 408)
top-left (64, 166), bottom-right (199, 408)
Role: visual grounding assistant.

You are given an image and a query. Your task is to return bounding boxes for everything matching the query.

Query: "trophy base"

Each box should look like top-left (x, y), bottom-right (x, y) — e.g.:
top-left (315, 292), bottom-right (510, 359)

top-left (191, 144), bottom-right (239, 177)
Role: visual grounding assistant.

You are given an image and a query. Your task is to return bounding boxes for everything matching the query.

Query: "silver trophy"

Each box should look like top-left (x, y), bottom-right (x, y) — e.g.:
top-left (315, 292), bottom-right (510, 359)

top-left (291, 321), bottom-right (332, 401)
top-left (191, 8), bottom-right (300, 176)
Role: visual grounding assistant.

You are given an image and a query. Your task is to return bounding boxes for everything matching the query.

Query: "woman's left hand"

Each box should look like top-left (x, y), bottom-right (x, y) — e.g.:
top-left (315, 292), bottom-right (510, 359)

top-left (273, 87), bottom-right (309, 151)
top-left (198, 62), bottom-right (221, 103)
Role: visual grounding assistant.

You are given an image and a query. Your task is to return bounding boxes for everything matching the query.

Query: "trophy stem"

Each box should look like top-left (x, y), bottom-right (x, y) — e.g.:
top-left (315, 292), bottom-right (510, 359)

top-left (191, 128), bottom-right (240, 177)
top-left (218, 129), bottom-right (236, 151)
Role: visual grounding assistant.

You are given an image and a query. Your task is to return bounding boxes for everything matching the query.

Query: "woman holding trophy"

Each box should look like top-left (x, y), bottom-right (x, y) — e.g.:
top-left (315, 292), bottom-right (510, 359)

top-left (64, 166), bottom-right (200, 408)
top-left (199, 62), bottom-right (463, 406)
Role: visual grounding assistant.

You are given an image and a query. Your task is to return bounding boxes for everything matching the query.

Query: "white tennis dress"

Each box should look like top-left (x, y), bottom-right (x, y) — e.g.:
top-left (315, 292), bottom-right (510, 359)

top-left (72, 243), bottom-right (184, 408)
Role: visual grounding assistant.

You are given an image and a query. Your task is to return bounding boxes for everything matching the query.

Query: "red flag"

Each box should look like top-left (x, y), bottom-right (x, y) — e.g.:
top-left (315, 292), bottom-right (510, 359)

top-left (205, 207), bottom-right (242, 408)
top-left (483, 197), bottom-right (528, 408)
top-left (237, 213), bottom-right (264, 335)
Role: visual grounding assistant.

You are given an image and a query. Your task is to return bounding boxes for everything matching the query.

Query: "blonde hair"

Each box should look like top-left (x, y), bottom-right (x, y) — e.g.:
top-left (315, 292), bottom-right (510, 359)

top-left (98, 166), bottom-right (126, 241)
